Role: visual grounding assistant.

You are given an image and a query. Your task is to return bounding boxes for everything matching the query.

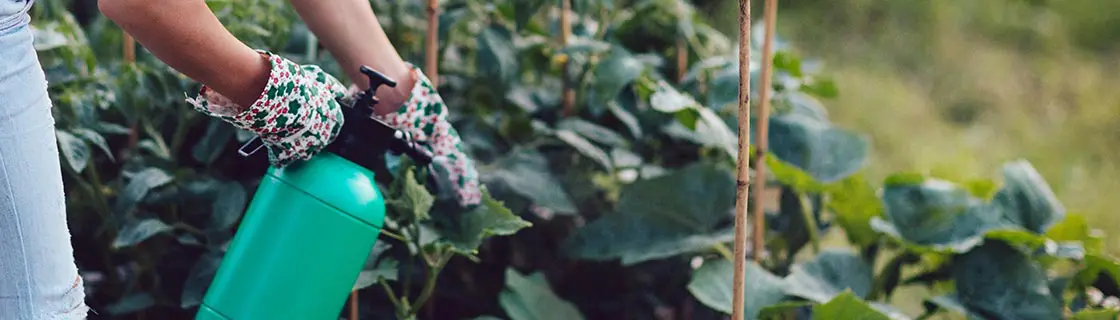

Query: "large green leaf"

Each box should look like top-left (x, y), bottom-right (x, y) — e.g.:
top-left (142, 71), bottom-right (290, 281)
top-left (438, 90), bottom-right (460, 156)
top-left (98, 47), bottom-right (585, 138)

top-left (826, 174), bottom-right (883, 247)
top-left (386, 165), bottom-right (435, 223)
top-left (687, 259), bottom-right (787, 320)
top-left (113, 218), bottom-right (172, 249)
top-left (993, 160), bottom-right (1066, 234)
top-left (1046, 213), bottom-right (1104, 253)
top-left (952, 240), bottom-right (1062, 320)
top-left (208, 181), bottom-right (246, 231)
top-left (555, 118), bottom-right (629, 148)
top-left (181, 250), bottom-right (223, 308)
top-left (56, 129), bottom-right (90, 173)
top-left (563, 163), bottom-right (737, 265)
top-left (765, 113), bottom-right (868, 183)
top-left (1074, 309), bottom-right (1120, 320)
top-left (589, 48), bottom-right (646, 108)
top-left (484, 149), bottom-right (577, 214)
top-left (784, 250), bottom-right (874, 303)
top-left (555, 130), bottom-right (614, 171)
top-left (477, 23), bottom-right (519, 89)
top-left (872, 177), bottom-right (1007, 252)
top-left (812, 291), bottom-right (891, 320)
top-left (436, 189), bottom-right (532, 255)
top-left (115, 167), bottom-right (175, 215)
top-left (499, 269), bottom-right (585, 320)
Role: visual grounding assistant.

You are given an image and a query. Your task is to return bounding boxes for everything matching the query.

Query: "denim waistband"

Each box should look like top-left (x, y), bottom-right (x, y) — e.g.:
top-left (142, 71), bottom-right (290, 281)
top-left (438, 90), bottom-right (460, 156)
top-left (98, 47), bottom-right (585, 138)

top-left (0, 0), bottom-right (33, 35)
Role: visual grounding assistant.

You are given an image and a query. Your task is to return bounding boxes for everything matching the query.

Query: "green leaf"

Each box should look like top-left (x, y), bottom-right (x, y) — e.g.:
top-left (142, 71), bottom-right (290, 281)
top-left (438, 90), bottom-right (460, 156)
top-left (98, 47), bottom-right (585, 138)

top-left (784, 250), bottom-right (874, 303)
top-left (352, 257), bottom-right (399, 291)
top-left (992, 160), bottom-right (1066, 233)
top-left (687, 259), bottom-right (788, 320)
top-left (555, 129), bottom-right (613, 171)
top-left (1074, 309), bottom-right (1120, 320)
top-left (765, 113), bottom-right (868, 183)
top-left (555, 119), bottom-right (629, 148)
top-left (773, 51), bottom-right (803, 77)
top-left (812, 291), bottom-right (891, 320)
top-left (113, 218), bottom-right (172, 249)
top-left (208, 181), bottom-right (247, 231)
top-left (1074, 253), bottom-right (1120, 288)
top-left (73, 128), bottom-right (114, 162)
top-left (922, 294), bottom-right (984, 319)
top-left (500, 269), bottom-right (585, 320)
top-left (952, 240), bottom-right (1062, 320)
top-left (563, 163), bottom-right (737, 265)
top-left (649, 81), bottom-right (698, 113)
top-left (485, 149), bottom-right (577, 214)
top-left (387, 165), bottom-right (435, 222)
top-left (181, 250), bottom-right (223, 308)
top-left (477, 23), bottom-right (519, 89)
top-left (56, 130), bottom-right (90, 173)
top-left (589, 48), bottom-right (646, 108)
top-left (193, 118), bottom-right (235, 165)
top-left (115, 167), bottom-right (175, 215)
top-left (438, 189), bottom-right (532, 255)
top-left (512, 0), bottom-right (548, 31)
top-left (1046, 214), bottom-right (1104, 253)
top-left (801, 78), bottom-right (839, 99)
top-left (873, 178), bottom-right (1005, 252)
top-left (826, 174), bottom-right (883, 247)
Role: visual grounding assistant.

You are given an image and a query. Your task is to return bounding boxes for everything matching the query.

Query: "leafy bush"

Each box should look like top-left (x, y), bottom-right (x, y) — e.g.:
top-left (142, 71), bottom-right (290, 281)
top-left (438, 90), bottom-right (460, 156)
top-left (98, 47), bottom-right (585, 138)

top-left (28, 0), bottom-right (1120, 319)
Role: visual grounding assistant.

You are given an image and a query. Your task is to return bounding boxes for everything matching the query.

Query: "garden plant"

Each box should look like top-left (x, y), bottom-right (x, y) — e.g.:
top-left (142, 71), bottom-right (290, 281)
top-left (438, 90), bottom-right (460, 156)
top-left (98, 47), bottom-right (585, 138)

top-left (25, 0), bottom-right (1120, 319)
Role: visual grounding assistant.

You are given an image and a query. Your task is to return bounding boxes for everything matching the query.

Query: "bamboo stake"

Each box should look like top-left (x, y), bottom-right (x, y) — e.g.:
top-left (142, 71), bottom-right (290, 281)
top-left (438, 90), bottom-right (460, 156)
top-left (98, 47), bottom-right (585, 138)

top-left (123, 33), bottom-right (135, 63)
top-left (425, 0), bottom-right (440, 86)
top-left (676, 37), bottom-right (688, 83)
top-left (731, 0), bottom-right (752, 319)
top-left (559, 0), bottom-right (575, 116)
top-left (752, 0), bottom-right (779, 264)
top-left (349, 291), bottom-right (359, 319)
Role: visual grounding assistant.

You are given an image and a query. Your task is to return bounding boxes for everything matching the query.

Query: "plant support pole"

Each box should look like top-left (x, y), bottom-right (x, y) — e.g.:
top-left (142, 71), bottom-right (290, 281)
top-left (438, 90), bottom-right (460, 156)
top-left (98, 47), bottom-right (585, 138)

top-left (425, 0), bottom-right (440, 86)
top-left (753, 0), bottom-right (778, 260)
top-left (731, 0), bottom-right (751, 320)
top-left (560, 0), bottom-right (575, 116)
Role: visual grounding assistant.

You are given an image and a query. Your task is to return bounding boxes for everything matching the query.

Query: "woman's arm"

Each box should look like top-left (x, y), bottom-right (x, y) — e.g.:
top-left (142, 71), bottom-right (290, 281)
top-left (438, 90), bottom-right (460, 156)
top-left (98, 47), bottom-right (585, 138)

top-left (287, 0), bottom-right (416, 115)
top-left (98, 0), bottom-right (270, 108)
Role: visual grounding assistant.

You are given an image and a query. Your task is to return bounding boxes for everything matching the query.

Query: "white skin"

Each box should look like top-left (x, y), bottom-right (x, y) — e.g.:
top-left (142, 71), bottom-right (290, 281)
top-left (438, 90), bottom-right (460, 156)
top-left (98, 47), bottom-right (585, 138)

top-left (97, 0), bottom-right (417, 115)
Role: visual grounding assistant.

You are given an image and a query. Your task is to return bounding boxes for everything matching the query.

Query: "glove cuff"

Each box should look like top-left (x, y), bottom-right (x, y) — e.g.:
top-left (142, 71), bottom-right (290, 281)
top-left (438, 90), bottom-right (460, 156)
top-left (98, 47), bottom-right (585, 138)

top-left (366, 64), bottom-right (481, 206)
top-left (186, 50), bottom-right (345, 166)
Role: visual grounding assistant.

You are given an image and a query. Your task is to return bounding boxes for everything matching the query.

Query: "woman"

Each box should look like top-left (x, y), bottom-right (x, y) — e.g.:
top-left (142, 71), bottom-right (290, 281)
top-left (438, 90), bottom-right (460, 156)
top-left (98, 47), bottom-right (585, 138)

top-left (0, 0), bottom-right (479, 317)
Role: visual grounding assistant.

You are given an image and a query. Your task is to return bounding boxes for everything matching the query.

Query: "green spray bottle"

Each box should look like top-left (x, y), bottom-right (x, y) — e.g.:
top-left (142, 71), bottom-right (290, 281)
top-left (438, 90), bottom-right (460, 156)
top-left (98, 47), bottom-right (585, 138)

top-left (195, 66), bottom-right (431, 320)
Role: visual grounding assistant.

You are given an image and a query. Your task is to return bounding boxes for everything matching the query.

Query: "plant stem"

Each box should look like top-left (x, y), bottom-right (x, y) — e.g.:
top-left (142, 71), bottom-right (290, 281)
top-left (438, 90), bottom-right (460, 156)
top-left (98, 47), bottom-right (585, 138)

top-left (798, 192), bottom-right (820, 254)
top-left (381, 229), bottom-right (408, 242)
top-left (730, 0), bottom-right (752, 319)
top-left (409, 251), bottom-right (451, 317)
top-left (713, 243), bottom-right (734, 261)
top-left (378, 278), bottom-right (404, 313)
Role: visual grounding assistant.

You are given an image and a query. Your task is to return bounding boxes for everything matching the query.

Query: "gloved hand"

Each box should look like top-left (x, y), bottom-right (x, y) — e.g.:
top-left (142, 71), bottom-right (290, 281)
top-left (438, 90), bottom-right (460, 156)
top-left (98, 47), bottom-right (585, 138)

top-left (186, 50), bottom-right (347, 168)
top-left (355, 64), bottom-right (481, 208)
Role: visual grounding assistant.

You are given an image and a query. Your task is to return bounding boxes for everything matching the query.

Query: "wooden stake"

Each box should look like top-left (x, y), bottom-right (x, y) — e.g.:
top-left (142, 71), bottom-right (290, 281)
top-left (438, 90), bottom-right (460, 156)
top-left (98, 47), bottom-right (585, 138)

top-left (676, 37), bottom-right (688, 83)
top-left (731, 0), bottom-right (752, 319)
top-left (559, 0), bottom-right (575, 116)
top-left (349, 291), bottom-right (359, 319)
top-left (752, 0), bottom-right (779, 264)
top-left (123, 32), bottom-right (135, 63)
top-left (425, 0), bottom-right (440, 87)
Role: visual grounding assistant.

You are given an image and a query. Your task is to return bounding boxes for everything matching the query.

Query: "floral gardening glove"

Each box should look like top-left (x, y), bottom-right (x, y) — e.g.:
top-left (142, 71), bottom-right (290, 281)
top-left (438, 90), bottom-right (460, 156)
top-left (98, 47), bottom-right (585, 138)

top-left (353, 64), bottom-right (481, 208)
top-left (186, 50), bottom-right (347, 167)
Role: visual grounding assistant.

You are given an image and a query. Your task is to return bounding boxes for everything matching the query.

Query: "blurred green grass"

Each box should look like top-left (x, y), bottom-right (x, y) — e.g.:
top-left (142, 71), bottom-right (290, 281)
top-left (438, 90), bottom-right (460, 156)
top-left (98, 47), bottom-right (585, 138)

top-left (700, 0), bottom-right (1120, 254)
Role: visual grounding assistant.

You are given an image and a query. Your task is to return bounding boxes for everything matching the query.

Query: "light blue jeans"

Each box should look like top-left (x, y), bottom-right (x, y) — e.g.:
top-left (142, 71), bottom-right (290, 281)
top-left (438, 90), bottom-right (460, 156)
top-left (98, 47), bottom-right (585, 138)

top-left (0, 10), bottom-right (91, 320)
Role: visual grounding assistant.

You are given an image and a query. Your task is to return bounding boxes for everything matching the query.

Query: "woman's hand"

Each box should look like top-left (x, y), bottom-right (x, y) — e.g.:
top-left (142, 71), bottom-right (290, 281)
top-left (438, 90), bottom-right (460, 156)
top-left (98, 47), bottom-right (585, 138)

top-left (187, 51), bottom-right (348, 167)
top-left (353, 66), bottom-right (482, 208)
